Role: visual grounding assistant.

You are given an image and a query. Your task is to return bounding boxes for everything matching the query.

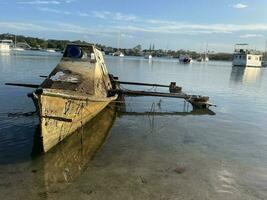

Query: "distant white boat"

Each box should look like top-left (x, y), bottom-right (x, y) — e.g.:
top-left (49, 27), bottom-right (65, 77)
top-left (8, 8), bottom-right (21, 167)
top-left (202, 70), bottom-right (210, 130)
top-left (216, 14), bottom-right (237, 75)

top-left (196, 57), bottom-right (203, 62)
top-left (197, 43), bottom-right (209, 62)
top-left (179, 55), bottom-right (192, 64)
top-left (0, 40), bottom-right (12, 53)
top-left (12, 47), bottom-right (25, 51)
top-left (144, 54), bottom-right (153, 60)
top-left (112, 51), bottom-right (124, 57)
top-left (232, 44), bottom-right (262, 67)
top-left (113, 32), bottom-right (125, 57)
top-left (46, 49), bottom-right (56, 53)
top-left (12, 35), bottom-right (25, 51)
top-left (204, 55), bottom-right (209, 62)
top-left (204, 43), bottom-right (209, 62)
top-left (197, 55), bottom-right (208, 62)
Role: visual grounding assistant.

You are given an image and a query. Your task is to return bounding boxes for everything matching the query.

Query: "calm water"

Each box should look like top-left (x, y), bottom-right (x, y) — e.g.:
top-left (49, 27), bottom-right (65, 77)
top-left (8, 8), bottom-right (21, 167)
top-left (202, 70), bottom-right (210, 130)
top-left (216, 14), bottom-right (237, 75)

top-left (0, 51), bottom-right (267, 200)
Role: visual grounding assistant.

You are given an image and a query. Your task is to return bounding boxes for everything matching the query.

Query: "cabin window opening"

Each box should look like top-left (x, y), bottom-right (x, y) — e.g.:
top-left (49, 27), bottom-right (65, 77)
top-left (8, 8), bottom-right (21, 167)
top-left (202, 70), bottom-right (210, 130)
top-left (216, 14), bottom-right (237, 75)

top-left (259, 57), bottom-right (262, 61)
top-left (65, 46), bottom-right (83, 59)
top-left (239, 55), bottom-right (242, 59)
top-left (255, 57), bottom-right (258, 61)
top-left (248, 56), bottom-right (251, 60)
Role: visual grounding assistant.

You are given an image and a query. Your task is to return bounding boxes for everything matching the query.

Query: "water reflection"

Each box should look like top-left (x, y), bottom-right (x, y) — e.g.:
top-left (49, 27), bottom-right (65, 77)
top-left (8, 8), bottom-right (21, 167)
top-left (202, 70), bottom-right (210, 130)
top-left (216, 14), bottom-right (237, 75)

top-left (0, 52), bottom-right (11, 70)
top-left (32, 106), bottom-right (116, 193)
top-left (230, 67), bottom-right (263, 85)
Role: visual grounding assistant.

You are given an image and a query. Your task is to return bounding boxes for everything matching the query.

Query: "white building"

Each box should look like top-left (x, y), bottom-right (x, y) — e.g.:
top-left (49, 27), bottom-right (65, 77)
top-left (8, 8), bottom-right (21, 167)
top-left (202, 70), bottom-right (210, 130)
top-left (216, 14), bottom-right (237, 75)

top-left (232, 44), bottom-right (262, 67)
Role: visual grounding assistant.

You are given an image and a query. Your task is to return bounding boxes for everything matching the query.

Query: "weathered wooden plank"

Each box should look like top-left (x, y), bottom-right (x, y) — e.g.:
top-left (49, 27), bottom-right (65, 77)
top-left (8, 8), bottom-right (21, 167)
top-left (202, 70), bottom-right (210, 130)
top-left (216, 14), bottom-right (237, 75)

top-left (110, 89), bottom-right (188, 99)
top-left (116, 81), bottom-right (170, 88)
top-left (110, 88), bottom-right (212, 109)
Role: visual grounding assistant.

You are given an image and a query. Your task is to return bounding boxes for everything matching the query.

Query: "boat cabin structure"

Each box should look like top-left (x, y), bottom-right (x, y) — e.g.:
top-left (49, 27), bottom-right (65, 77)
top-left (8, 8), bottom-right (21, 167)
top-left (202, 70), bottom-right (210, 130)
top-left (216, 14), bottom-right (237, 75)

top-left (232, 44), bottom-right (262, 67)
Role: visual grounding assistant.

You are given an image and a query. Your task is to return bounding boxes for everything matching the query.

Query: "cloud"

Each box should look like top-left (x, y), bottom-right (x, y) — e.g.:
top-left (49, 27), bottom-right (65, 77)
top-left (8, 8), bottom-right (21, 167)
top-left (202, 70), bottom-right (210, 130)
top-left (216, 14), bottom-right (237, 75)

top-left (121, 33), bottom-right (134, 39)
top-left (18, 0), bottom-right (60, 5)
top-left (33, 7), bottom-right (137, 22)
top-left (18, 0), bottom-right (75, 5)
top-left (0, 21), bottom-right (121, 38)
top-left (37, 7), bottom-right (71, 14)
top-left (2, 20), bottom-right (267, 38)
top-left (0, 22), bottom-right (49, 31)
top-left (77, 12), bottom-right (89, 17)
top-left (91, 11), bottom-right (137, 21)
top-left (133, 19), bottom-right (267, 35)
top-left (240, 34), bottom-right (264, 38)
top-left (28, 8), bottom-right (267, 35)
top-left (64, 0), bottom-right (75, 3)
top-left (113, 12), bottom-right (137, 21)
top-left (232, 3), bottom-right (248, 9)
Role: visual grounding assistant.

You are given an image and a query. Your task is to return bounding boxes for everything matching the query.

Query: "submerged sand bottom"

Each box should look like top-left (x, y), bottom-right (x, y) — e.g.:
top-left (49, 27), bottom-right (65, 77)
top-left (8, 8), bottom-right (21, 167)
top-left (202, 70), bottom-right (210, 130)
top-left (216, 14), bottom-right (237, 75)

top-left (0, 112), bottom-right (266, 200)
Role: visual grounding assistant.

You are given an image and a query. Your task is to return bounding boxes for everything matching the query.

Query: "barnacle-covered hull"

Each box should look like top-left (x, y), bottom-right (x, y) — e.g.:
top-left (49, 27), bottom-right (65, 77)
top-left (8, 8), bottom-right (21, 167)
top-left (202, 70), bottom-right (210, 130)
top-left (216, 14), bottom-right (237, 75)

top-left (33, 44), bottom-right (117, 152)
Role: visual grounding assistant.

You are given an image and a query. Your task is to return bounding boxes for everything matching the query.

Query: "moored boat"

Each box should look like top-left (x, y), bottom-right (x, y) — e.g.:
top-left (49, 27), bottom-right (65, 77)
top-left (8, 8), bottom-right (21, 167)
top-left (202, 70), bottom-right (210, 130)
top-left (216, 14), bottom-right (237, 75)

top-left (0, 40), bottom-right (12, 53)
top-left (232, 44), bottom-right (262, 67)
top-left (144, 54), bottom-right (153, 60)
top-left (204, 54), bottom-right (209, 62)
top-left (46, 49), bottom-right (56, 53)
top-left (112, 51), bottom-right (124, 57)
top-left (30, 44), bottom-right (118, 152)
top-left (196, 57), bottom-right (203, 62)
top-left (12, 47), bottom-right (25, 51)
top-left (12, 35), bottom-right (25, 51)
top-left (179, 55), bottom-right (192, 64)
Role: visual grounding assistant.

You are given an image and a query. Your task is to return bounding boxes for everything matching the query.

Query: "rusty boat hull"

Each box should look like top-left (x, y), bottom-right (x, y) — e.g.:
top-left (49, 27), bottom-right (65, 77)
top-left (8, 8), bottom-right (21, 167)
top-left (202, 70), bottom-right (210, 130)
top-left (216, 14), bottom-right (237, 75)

top-left (34, 90), bottom-right (116, 152)
top-left (32, 44), bottom-right (117, 152)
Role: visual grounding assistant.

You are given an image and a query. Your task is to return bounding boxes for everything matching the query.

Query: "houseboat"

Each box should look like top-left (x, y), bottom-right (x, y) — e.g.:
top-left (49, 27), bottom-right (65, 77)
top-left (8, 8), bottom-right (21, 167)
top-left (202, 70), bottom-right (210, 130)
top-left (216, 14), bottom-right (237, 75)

top-left (232, 44), bottom-right (262, 67)
top-left (0, 40), bottom-right (13, 53)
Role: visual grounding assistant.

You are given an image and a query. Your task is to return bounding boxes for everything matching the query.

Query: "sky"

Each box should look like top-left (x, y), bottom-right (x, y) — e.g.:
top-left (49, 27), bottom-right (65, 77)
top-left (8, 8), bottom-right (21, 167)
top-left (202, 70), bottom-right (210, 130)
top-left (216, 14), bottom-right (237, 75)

top-left (0, 0), bottom-right (267, 52)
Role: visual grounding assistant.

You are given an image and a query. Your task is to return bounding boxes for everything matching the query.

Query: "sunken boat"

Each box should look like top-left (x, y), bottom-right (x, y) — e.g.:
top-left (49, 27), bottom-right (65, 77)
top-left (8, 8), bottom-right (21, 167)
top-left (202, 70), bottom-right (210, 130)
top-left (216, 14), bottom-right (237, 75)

top-left (30, 44), bottom-right (117, 152)
top-left (6, 44), bottom-right (215, 154)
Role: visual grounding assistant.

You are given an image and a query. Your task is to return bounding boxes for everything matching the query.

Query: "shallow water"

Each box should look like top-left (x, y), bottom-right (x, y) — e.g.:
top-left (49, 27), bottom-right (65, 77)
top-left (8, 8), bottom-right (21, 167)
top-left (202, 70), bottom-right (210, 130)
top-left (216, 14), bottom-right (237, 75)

top-left (0, 51), bottom-right (267, 199)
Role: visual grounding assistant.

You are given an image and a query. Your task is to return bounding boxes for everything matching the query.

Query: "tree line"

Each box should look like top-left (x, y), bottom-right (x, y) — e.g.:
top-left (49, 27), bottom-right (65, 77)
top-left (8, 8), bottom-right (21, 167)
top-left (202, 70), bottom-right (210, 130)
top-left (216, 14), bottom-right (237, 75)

top-left (1, 33), bottom-right (233, 60)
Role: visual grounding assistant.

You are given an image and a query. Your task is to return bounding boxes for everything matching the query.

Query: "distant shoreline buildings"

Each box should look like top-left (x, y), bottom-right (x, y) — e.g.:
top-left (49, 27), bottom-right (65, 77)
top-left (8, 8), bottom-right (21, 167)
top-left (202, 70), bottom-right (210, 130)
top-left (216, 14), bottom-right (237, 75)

top-left (0, 33), bottom-right (244, 61)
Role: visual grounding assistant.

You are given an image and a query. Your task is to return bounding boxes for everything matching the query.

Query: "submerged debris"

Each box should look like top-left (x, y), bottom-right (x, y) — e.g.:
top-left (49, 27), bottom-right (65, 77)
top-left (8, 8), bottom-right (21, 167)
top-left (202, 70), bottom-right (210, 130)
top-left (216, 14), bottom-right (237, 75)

top-left (139, 176), bottom-right (148, 184)
top-left (174, 165), bottom-right (186, 174)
